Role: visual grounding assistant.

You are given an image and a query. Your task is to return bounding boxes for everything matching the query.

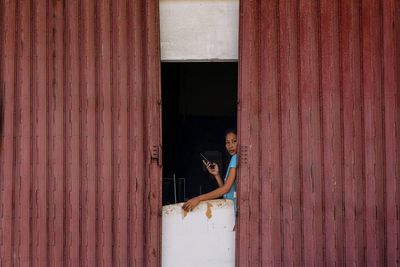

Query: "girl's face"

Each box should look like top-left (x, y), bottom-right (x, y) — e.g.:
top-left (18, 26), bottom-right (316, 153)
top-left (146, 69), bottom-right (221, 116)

top-left (225, 132), bottom-right (237, 156)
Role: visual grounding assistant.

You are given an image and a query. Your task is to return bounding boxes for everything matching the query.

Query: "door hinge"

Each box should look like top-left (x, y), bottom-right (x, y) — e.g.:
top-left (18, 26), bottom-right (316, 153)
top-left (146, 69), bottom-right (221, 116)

top-left (151, 144), bottom-right (163, 167)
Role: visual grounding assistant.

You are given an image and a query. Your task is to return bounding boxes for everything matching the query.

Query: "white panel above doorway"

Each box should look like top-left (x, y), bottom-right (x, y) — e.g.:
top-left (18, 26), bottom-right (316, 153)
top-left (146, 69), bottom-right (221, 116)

top-left (159, 0), bottom-right (239, 61)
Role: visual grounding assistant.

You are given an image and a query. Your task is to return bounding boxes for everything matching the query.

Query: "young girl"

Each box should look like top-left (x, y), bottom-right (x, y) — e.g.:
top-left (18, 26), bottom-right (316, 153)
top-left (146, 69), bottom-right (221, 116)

top-left (182, 129), bottom-right (238, 212)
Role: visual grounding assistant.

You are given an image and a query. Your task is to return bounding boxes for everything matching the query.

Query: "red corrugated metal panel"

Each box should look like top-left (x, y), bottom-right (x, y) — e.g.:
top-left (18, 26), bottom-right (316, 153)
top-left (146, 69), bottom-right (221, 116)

top-left (340, 1), bottom-right (365, 265)
top-left (238, 0), bottom-right (400, 266)
top-left (259, 1), bottom-right (282, 266)
top-left (383, 1), bottom-right (400, 266)
top-left (0, 0), bottom-right (162, 266)
top-left (236, 0), bottom-right (261, 266)
top-left (321, 1), bottom-right (344, 265)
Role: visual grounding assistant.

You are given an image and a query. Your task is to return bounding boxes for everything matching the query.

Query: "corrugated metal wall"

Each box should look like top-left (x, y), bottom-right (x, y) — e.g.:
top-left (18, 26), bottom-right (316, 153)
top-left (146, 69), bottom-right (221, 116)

top-left (237, 0), bottom-right (400, 266)
top-left (2, 0), bottom-right (399, 266)
top-left (0, 0), bottom-right (162, 266)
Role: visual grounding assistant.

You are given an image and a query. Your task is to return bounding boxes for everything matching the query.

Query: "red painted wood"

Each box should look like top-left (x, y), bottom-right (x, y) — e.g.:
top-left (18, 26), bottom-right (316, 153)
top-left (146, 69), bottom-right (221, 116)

top-left (260, 0), bottom-right (282, 266)
top-left (383, 1), bottom-right (400, 265)
top-left (320, 0), bottom-right (344, 266)
top-left (0, 0), bottom-right (16, 265)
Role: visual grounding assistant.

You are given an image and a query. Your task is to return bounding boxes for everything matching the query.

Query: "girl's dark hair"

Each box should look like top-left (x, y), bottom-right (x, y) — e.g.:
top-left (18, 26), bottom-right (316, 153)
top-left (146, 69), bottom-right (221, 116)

top-left (225, 128), bottom-right (237, 137)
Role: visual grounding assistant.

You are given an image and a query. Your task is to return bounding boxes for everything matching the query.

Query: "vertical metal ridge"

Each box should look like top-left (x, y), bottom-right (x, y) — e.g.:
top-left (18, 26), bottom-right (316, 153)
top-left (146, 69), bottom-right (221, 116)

top-left (258, 0), bottom-right (263, 264)
top-left (321, 0), bottom-right (345, 265)
top-left (236, 0), bottom-right (243, 262)
top-left (0, 0), bottom-right (17, 264)
top-left (318, 0), bottom-right (326, 265)
top-left (382, 0), bottom-right (400, 265)
top-left (361, 0), bottom-right (386, 265)
top-left (46, 0), bottom-right (52, 265)
top-left (0, 0), bottom-right (3, 259)
top-left (11, 2), bottom-right (19, 263)
top-left (61, 0), bottom-right (67, 261)
top-left (78, 1), bottom-right (85, 266)
top-left (142, 1), bottom-right (150, 263)
top-left (63, 1), bottom-right (71, 265)
top-left (13, 0), bottom-right (33, 264)
top-left (276, 1), bottom-right (285, 265)
top-left (29, 0), bottom-right (35, 265)
top-left (126, 0), bottom-right (132, 263)
top-left (109, 0), bottom-right (115, 264)
top-left (299, 0), bottom-right (324, 265)
top-left (96, 0), bottom-right (112, 265)
top-left (337, 0), bottom-right (347, 264)
top-left (397, 2), bottom-right (400, 262)
top-left (77, 0), bottom-right (83, 263)
top-left (140, 1), bottom-right (147, 263)
top-left (79, 0), bottom-right (97, 264)
top-left (144, 0), bottom-right (163, 265)
top-left (296, 0), bottom-right (304, 265)
top-left (0, 0), bottom-right (3, 142)
top-left (34, 0), bottom-right (50, 264)
top-left (48, 0), bottom-right (65, 264)
top-left (260, 0), bottom-right (283, 265)
top-left (236, 1), bottom-right (260, 265)
top-left (93, 0), bottom-right (100, 265)
top-left (359, 0), bottom-right (367, 264)
top-left (379, 0), bottom-right (388, 266)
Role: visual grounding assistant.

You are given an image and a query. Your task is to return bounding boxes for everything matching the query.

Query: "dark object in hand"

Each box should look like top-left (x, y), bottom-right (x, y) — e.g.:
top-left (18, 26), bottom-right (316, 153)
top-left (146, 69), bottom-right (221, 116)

top-left (200, 153), bottom-right (215, 169)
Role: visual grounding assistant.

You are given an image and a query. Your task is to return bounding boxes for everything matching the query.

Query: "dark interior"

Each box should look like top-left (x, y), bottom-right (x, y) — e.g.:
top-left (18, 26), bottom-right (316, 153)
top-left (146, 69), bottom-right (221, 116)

top-left (161, 62), bottom-right (237, 205)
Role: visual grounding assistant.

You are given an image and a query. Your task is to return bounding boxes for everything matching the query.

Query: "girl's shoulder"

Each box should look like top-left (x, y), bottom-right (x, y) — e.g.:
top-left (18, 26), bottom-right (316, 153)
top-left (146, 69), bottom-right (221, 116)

top-left (229, 154), bottom-right (238, 167)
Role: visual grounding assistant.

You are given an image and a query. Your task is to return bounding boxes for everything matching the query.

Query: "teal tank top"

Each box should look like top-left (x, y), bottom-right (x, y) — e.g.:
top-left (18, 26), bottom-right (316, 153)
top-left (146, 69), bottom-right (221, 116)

top-left (223, 154), bottom-right (237, 210)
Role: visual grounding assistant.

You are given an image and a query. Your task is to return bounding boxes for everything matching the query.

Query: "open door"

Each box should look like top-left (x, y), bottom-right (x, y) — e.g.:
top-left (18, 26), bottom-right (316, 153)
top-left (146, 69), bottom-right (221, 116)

top-left (0, 0), bottom-right (163, 266)
top-left (237, 1), bottom-right (400, 266)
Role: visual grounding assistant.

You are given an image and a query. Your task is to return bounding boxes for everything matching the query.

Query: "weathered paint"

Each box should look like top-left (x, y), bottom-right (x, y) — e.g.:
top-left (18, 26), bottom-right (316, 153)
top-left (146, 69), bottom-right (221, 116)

top-left (237, 0), bottom-right (400, 266)
top-left (162, 199), bottom-right (235, 267)
top-left (0, 0), bottom-right (162, 266)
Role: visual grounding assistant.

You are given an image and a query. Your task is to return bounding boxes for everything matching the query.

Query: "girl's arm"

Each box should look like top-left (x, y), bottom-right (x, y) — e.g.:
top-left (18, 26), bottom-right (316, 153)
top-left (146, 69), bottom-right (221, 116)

top-left (182, 167), bottom-right (237, 211)
top-left (213, 173), bottom-right (224, 187)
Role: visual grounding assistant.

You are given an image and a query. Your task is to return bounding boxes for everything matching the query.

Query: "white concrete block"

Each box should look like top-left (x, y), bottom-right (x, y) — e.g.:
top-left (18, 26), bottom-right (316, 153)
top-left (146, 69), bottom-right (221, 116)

top-left (162, 199), bottom-right (235, 267)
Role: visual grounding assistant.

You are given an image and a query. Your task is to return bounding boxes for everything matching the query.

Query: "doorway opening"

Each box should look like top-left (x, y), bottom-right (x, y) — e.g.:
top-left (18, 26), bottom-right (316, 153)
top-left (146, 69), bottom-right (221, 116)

top-left (161, 62), bottom-right (238, 206)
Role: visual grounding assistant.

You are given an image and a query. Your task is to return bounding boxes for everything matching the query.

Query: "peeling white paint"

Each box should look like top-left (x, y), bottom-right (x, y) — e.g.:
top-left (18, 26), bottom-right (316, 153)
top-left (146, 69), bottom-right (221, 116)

top-left (162, 199), bottom-right (235, 267)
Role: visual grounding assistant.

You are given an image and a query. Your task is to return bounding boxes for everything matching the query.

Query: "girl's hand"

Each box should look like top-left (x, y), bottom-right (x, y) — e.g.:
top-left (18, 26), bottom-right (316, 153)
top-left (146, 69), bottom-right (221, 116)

top-left (182, 197), bottom-right (201, 212)
top-left (202, 160), bottom-right (219, 176)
